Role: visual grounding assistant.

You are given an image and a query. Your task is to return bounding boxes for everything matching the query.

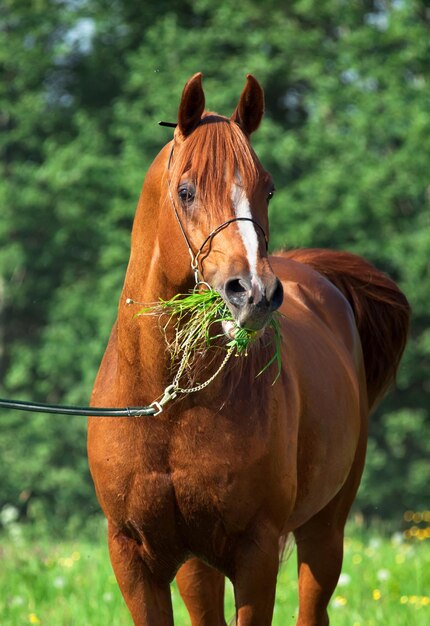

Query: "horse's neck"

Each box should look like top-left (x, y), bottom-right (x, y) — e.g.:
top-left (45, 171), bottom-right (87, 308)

top-left (115, 171), bottom-right (189, 405)
top-left (115, 284), bottom-right (171, 405)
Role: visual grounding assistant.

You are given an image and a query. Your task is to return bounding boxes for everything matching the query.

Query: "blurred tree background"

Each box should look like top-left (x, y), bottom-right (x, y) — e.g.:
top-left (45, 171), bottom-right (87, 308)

top-left (0, 0), bottom-right (429, 532)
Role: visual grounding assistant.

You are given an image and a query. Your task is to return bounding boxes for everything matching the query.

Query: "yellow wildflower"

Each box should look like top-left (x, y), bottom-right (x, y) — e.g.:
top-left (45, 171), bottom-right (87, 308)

top-left (28, 614), bottom-right (41, 624)
top-left (333, 595), bottom-right (348, 607)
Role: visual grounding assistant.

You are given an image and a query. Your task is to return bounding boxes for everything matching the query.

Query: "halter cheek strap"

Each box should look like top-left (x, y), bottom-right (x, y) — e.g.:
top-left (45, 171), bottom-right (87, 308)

top-left (167, 182), bottom-right (201, 281)
top-left (166, 144), bottom-right (269, 285)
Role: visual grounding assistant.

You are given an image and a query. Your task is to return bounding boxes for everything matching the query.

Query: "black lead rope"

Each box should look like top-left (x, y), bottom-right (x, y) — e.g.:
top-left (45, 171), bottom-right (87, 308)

top-left (0, 398), bottom-right (156, 417)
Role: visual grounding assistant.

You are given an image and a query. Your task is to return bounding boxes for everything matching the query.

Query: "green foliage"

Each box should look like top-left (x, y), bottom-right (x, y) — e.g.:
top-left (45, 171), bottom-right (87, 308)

top-left (0, 0), bottom-right (429, 528)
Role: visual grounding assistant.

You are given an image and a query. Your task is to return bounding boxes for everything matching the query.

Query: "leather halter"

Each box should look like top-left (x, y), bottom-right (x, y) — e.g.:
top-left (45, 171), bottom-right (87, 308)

top-left (166, 142), bottom-right (269, 285)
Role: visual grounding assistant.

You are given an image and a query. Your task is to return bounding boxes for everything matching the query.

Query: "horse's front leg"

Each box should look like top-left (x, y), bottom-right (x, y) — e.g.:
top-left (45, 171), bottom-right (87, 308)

top-left (232, 520), bottom-right (280, 626)
top-left (108, 522), bottom-right (174, 626)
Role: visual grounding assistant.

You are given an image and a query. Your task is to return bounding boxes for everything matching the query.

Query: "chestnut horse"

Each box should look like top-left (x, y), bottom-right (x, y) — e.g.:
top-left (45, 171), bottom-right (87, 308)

top-left (88, 74), bottom-right (409, 625)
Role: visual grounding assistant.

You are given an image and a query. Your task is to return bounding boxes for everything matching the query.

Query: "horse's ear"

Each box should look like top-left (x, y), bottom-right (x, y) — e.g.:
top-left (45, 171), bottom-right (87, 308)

top-left (177, 73), bottom-right (205, 139)
top-left (231, 74), bottom-right (264, 135)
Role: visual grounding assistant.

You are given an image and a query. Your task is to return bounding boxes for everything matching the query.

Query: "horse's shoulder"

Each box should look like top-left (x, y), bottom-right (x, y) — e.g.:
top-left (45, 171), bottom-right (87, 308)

top-left (270, 254), bottom-right (359, 353)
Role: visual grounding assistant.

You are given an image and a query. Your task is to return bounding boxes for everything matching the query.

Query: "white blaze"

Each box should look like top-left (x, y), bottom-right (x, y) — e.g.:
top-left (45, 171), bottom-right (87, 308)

top-left (230, 183), bottom-right (260, 280)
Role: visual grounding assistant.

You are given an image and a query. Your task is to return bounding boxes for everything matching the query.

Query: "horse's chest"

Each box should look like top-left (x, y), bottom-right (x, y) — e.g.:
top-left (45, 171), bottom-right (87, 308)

top-left (169, 410), bottom-right (291, 535)
top-left (137, 431), bottom-right (279, 543)
top-left (91, 407), bottom-right (291, 575)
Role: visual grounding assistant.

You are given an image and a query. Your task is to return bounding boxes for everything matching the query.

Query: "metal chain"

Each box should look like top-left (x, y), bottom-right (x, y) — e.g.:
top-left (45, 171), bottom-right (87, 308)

top-left (149, 339), bottom-right (235, 416)
top-left (175, 346), bottom-right (234, 394)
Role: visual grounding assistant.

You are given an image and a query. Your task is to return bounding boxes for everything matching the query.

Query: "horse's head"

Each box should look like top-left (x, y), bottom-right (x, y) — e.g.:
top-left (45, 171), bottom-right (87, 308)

top-left (159, 73), bottom-right (283, 333)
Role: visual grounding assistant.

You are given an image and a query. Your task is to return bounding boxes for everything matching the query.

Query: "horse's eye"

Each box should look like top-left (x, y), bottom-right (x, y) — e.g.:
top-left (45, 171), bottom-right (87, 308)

top-left (267, 189), bottom-right (275, 202)
top-left (178, 184), bottom-right (195, 205)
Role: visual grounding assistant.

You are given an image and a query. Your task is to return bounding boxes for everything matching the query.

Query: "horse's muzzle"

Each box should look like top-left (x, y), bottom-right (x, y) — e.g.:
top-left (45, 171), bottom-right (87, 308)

top-left (222, 274), bottom-right (284, 331)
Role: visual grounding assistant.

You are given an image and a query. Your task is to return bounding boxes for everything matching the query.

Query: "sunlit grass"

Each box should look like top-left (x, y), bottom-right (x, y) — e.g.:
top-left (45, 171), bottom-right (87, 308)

top-left (137, 289), bottom-right (283, 383)
top-left (1, 518), bottom-right (429, 625)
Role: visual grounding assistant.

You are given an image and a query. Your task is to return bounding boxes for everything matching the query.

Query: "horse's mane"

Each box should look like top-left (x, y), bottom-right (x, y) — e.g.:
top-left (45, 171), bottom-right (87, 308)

top-left (169, 113), bottom-right (259, 222)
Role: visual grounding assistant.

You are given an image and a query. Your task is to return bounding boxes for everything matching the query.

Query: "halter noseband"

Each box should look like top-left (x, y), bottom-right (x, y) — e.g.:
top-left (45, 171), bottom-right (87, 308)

top-left (166, 143), bottom-right (269, 286)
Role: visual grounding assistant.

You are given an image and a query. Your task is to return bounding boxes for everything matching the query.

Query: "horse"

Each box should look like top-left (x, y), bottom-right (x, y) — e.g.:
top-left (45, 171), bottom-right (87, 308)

top-left (88, 73), bottom-right (410, 625)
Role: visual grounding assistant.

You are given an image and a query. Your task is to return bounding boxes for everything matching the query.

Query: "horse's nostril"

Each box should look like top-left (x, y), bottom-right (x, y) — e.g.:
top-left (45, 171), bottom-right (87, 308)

top-left (269, 278), bottom-right (284, 312)
top-left (224, 277), bottom-right (251, 308)
top-left (227, 279), bottom-right (247, 294)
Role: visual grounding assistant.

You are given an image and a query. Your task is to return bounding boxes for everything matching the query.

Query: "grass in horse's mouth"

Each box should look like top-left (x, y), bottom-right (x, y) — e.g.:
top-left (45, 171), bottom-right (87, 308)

top-left (137, 289), bottom-right (282, 382)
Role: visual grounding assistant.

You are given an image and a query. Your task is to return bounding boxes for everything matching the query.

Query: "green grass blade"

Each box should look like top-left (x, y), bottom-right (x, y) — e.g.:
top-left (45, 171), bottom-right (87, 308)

top-left (136, 290), bottom-right (283, 383)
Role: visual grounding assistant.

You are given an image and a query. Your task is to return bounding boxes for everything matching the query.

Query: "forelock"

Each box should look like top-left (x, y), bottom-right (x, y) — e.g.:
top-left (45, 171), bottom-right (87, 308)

top-left (169, 114), bottom-right (259, 221)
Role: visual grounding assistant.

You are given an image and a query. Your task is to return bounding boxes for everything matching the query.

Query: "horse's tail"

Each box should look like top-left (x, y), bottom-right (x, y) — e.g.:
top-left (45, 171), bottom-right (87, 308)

top-left (282, 248), bottom-right (410, 409)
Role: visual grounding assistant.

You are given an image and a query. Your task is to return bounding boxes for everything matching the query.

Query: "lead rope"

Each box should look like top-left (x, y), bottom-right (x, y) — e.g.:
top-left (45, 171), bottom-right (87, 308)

top-left (0, 338), bottom-right (235, 418)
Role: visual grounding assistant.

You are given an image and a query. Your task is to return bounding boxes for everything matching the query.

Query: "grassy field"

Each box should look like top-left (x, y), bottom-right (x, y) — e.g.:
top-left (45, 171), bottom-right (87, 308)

top-left (0, 521), bottom-right (429, 625)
